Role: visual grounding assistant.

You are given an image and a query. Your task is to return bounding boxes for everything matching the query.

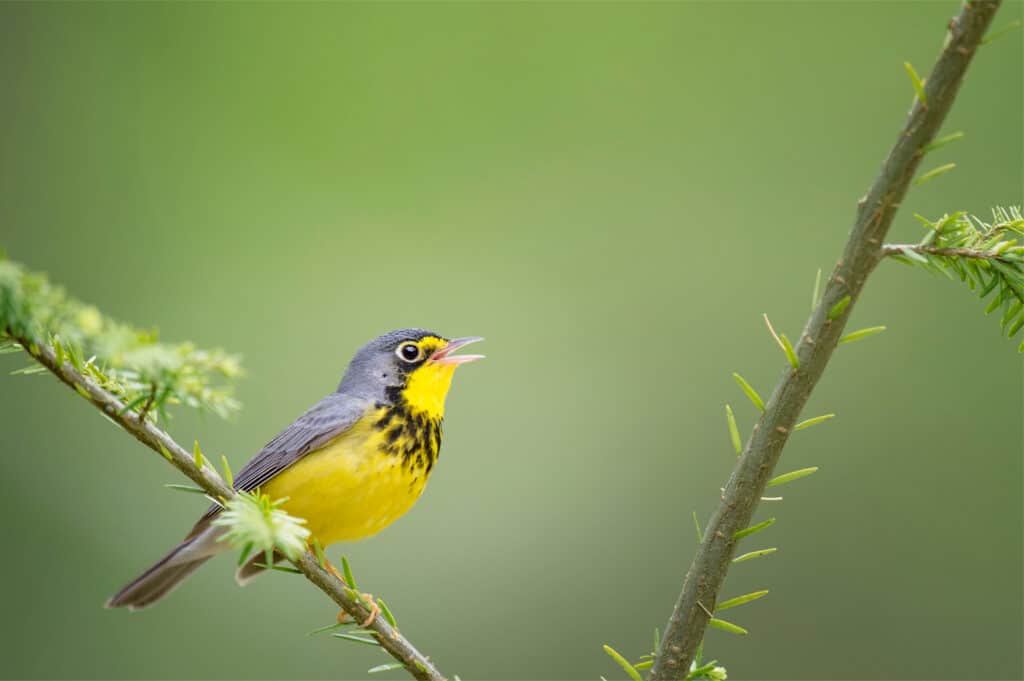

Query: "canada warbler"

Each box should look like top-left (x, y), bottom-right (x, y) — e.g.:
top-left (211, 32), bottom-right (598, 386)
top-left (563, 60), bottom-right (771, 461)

top-left (107, 329), bottom-right (483, 610)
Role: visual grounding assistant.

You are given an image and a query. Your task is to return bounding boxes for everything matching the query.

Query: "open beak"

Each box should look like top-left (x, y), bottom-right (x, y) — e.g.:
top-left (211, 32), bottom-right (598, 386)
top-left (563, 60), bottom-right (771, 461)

top-left (430, 336), bottom-right (485, 366)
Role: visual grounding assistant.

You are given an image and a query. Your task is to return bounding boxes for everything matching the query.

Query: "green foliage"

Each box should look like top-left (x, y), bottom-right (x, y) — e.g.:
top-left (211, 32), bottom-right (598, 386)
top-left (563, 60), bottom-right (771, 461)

top-left (920, 131), bottom-right (964, 155)
top-left (793, 413), bottom-right (835, 431)
top-left (716, 590), bottom-right (769, 611)
top-left (903, 61), bottom-right (927, 107)
top-left (688, 660), bottom-right (727, 681)
top-left (828, 295), bottom-right (850, 320)
top-left (887, 206), bottom-right (1024, 351)
top-left (212, 490), bottom-right (311, 562)
top-left (766, 467), bottom-right (819, 487)
top-left (732, 517), bottom-right (775, 541)
top-left (980, 19), bottom-right (1022, 46)
top-left (810, 268), bottom-right (822, 311)
top-left (164, 483), bottom-right (207, 494)
top-left (707, 618), bottom-right (747, 636)
top-left (313, 539), bottom-right (327, 569)
top-left (220, 455), bottom-right (234, 487)
top-left (0, 255), bottom-right (242, 421)
top-left (602, 645), bottom-right (643, 681)
top-left (333, 633), bottom-right (380, 647)
top-left (368, 663), bottom-right (406, 674)
top-left (839, 326), bottom-right (887, 344)
top-left (731, 373), bottom-right (764, 411)
top-left (914, 162), bottom-right (956, 186)
top-left (724, 405), bottom-right (742, 456)
top-left (732, 548), bottom-right (776, 564)
top-left (377, 598), bottom-right (398, 628)
top-left (341, 555), bottom-right (359, 590)
top-left (307, 621), bottom-right (349, 637)
top-left (763, 314), bottom-right (799, 368)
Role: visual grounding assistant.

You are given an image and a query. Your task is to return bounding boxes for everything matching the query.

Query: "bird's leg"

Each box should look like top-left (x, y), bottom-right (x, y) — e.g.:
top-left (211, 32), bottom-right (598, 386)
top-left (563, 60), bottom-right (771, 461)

top-left (355, 595), bottom-right (380, 628)
top-left (325, 560), bottom-right (380, 627)
top-left (333, 591), bottom-right (380, 627)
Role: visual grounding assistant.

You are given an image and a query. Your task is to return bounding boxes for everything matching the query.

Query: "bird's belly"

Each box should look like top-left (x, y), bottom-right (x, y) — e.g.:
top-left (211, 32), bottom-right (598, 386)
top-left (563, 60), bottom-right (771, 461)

top-left (262, 431), bottom-right (429, 547)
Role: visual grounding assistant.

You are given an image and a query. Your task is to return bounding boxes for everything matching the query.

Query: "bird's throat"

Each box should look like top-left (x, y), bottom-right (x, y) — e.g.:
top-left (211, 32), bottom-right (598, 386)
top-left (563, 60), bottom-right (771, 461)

top-left (398, 362), bottom-right (456, 419)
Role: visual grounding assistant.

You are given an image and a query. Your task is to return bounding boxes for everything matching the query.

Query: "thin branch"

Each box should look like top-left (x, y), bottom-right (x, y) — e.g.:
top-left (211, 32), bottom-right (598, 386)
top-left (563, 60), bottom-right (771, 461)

top-left (882, 244), bottom-right (1006, 260)
top-left (648, 3), bottom-right (1002, 679)
top-left (14, 335), bottom-right (444, 681)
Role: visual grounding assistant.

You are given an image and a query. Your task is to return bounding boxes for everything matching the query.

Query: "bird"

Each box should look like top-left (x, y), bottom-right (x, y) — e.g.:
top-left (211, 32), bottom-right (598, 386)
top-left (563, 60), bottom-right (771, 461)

top-left (107, 328), bottom-right (483, 612)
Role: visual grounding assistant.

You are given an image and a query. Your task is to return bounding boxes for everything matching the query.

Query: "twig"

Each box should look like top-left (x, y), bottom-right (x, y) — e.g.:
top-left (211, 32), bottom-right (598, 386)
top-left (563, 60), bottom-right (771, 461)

top-left (15, 336), bottom-right (444, 681)
top-left (648, 3), bottom-right (1002, 679)
top-left (882, 244), bottom-right (1006, 260)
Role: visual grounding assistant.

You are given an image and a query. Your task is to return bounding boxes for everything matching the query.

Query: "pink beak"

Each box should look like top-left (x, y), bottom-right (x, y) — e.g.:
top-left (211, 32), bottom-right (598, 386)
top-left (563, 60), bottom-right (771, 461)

top-left (430, 336), bottom-right (485, 366)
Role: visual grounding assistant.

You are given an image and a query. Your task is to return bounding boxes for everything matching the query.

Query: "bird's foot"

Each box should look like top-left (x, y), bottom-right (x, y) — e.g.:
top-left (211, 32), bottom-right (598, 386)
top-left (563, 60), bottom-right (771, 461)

top-left (324, 560), bottom-right (379, 627)
top-left (359, 596), bottom-right (380, 627)
top-left (335, 592), bottom-right (379, 627)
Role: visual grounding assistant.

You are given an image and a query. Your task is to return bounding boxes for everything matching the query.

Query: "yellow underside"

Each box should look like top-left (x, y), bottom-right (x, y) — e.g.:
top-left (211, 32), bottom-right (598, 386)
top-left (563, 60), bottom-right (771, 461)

top-left (262, 412), bottom-right (428, 547)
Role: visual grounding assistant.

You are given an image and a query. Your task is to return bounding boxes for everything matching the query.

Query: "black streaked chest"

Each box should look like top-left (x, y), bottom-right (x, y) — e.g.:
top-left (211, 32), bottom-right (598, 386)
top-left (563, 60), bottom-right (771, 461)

top-left (372, 402), bottom-right (442, 474)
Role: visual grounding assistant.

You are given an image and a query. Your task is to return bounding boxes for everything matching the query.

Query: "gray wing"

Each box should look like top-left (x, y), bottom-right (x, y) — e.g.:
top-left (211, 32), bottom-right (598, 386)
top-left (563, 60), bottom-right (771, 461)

top-left (200, 392), bottom-right (367, 520)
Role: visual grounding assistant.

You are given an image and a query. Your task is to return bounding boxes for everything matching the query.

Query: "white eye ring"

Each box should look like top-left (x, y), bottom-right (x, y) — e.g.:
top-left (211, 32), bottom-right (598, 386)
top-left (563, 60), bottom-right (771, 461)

top-left (396, 342), bottom-right (423, 363)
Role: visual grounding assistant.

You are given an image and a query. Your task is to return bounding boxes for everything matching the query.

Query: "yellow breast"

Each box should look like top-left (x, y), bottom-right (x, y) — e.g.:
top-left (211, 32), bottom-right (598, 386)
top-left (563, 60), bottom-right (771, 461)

top-left (262, 406), bottom-right (439, 547)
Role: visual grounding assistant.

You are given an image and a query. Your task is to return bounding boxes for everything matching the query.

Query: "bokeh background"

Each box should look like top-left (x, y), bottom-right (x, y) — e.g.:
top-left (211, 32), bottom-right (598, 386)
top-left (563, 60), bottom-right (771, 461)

top-left (1, 2), bottom-right (1021, 680)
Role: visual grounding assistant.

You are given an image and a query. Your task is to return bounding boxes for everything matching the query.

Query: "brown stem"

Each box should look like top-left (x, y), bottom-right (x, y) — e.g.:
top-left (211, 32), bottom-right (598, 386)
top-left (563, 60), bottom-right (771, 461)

top-left (649, 3), bottom-right (1003, 678)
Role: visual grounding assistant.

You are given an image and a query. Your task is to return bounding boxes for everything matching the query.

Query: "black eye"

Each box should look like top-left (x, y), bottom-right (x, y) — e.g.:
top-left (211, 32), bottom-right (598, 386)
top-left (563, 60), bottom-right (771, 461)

top-left (396, 342), bottom-right (422, 363)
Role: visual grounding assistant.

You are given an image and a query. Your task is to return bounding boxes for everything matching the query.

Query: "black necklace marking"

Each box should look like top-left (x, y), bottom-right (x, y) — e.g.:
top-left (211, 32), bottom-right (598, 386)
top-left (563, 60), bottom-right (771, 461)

top-left (373, 400), bottom-right (442, 472)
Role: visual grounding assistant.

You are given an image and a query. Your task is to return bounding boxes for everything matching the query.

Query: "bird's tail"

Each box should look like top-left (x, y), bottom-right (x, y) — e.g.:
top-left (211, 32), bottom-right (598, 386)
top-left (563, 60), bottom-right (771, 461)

top-left (106, 523), bottom-right (224, 611)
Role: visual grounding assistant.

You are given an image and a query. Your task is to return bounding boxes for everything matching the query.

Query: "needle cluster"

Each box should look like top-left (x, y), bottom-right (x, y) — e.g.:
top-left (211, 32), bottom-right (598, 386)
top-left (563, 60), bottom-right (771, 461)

top-left (884, 206), bottom-right (1024, 349)
top-left (0, 256), bottom-right (242, 422)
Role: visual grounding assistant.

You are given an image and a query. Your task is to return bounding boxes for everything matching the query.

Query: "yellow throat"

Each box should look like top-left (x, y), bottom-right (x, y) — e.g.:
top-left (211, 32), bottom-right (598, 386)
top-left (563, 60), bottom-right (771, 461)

top-left (399, 359), bottom-right (457, 418)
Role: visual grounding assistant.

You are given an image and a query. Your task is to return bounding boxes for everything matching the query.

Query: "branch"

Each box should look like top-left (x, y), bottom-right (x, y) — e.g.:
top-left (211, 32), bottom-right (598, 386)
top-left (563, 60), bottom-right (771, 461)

top-left (13, 335), bottom-right (445, 681)
top-left (882, 244), bottom-right (1005, 260)
top-left (881, 207), bottom-right (1024, 345)
top-left (649, 2), bottom-right (1002, 679)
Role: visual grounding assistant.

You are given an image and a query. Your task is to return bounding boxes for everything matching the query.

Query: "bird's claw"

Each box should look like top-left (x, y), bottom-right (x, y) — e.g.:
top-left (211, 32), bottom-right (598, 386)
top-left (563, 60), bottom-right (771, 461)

top-left (324, 559), bottom-right (378, 627)
top-left (335, 592), bottom-right (378, 627)
top-left (358, 596), bottom-right (380, 627)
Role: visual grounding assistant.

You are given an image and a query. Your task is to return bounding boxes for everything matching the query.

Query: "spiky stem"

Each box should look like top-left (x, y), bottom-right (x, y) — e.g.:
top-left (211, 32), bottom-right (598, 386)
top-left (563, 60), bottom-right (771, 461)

top-left (649, 2), bottom-right (1003, 678)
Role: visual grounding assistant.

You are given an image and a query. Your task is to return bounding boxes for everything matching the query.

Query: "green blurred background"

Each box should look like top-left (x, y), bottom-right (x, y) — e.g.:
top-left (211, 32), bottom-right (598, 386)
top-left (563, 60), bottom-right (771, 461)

top-left (1, 2), bottom-right (1020, 679)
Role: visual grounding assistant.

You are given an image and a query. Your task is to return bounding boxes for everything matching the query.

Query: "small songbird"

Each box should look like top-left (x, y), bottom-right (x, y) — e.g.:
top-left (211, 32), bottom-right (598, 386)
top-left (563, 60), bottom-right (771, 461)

top-left (107, 329), bottom-right (483, 610)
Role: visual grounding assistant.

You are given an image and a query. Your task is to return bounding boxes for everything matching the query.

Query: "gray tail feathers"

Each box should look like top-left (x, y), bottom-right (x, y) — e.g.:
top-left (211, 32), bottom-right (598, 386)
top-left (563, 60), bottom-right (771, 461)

top-left (106, 539), bottom-right (213, 611)
top-left (235, 549), bottom-right (285, 586)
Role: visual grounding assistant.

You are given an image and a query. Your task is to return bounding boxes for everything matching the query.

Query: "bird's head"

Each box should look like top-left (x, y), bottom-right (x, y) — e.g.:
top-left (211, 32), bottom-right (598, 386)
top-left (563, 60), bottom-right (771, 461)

top-left (338, 329), bottom-right (484, 417)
